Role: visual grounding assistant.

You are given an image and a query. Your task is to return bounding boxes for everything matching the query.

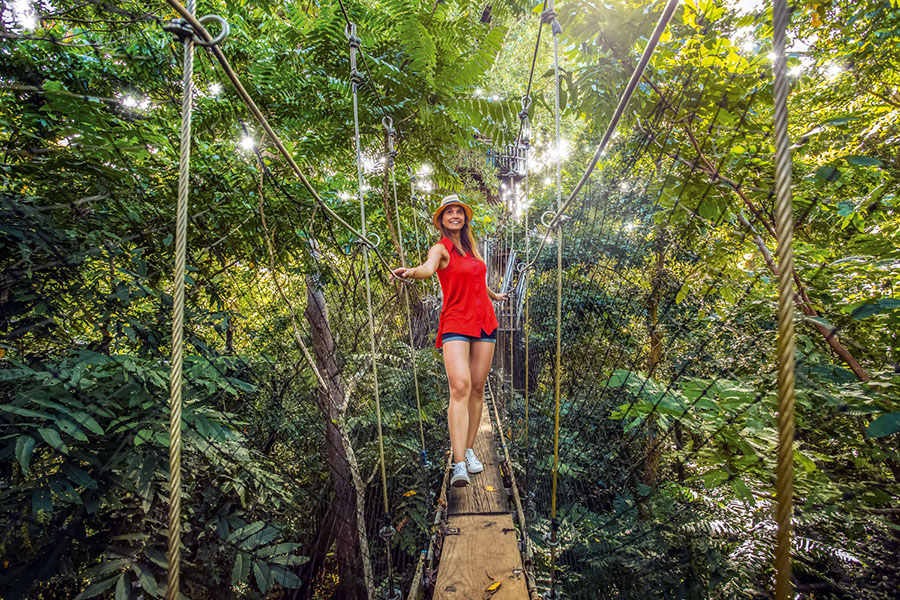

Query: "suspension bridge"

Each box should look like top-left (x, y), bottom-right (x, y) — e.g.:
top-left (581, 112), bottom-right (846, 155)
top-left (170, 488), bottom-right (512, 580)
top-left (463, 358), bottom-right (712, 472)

top-left (3, 0), bottom-right (891, 599)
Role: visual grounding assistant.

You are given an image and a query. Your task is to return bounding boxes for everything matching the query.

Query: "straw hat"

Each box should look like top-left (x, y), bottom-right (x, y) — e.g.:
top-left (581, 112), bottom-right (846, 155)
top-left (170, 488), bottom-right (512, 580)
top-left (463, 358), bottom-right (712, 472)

top-left (431, 195), bottom-right (474, 230)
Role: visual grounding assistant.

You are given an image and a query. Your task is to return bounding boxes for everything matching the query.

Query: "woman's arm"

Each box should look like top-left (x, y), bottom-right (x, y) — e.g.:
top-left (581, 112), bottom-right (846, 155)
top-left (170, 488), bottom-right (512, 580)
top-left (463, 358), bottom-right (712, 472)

top-left (392, 244), bottom-right (446, 280)
top-left (487, 287), bottom-right (509, 302)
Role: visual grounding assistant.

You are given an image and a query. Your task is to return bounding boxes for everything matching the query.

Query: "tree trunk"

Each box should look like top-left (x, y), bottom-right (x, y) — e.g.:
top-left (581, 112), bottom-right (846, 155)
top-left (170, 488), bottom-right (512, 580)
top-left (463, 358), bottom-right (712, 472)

top-left (305, 274), bottom-right (374, 600)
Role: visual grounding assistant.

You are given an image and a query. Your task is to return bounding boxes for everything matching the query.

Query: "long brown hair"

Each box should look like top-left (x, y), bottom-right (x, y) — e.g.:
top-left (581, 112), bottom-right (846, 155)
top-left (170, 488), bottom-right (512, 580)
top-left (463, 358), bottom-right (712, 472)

top-left (438, 208), bottom-right (483, 261)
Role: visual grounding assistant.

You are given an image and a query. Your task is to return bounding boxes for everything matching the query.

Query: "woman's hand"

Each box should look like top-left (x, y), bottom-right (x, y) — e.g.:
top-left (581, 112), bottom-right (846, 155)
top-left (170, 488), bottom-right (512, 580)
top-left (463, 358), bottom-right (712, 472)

top-left (491, 291), bottom-right (509, 302)
top-left (391, 266), bottom-right (415, 281)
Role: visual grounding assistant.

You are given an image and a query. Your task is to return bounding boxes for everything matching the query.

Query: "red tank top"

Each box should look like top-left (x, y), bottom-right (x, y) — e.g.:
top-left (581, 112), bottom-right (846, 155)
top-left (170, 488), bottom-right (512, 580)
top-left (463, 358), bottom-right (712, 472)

top-left (435, 236), bottom-right (499, 348)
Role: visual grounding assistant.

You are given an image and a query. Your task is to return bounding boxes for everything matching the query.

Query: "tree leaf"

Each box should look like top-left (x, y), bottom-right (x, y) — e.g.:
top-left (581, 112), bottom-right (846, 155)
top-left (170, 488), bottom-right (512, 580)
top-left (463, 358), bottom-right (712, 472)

top-left (115, 573), bottom-right (128, 600)
top-left (866, 413), bottom-right (900, 438)
top-left (815, 166), bottom-right (841, 182)
top-left (74, 574), bottom-right (120, 600)
top-left (843, 155), bottom-right (882, 167)
top-left (0, 404), bottom-right (53, 419)
top-left (703, 468), bottom-right (729, 488)
top-left (255, 542), bottom-right (301, 557)
top-left (270, 565), bottom-right (301, 588)
top-left (850, 298), bottom-right (900, 319)
top-left (231, 552), bottom-right (250, 585)
top-left (38, 427), bottom-right (69, 453)
top-left (131, 561), bottom-right (158, 596)
top-left (252, 560), bottom-right (271, 593)
top-left (56, 418), bottom-right (89, 441)
top-left (16, 435), bottom-right (36, 474)
top-left (72, 410), bottom-right (105, 435)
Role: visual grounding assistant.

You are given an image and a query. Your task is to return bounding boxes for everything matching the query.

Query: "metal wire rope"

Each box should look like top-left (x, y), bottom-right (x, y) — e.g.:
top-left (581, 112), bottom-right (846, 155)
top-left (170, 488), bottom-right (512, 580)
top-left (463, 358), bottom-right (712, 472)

top-left (165, 2), bottom-right (195, 595)
top-left (348, 22), bottom-right (398, 599)
top-left (771, 0), bottom-right (797, 596)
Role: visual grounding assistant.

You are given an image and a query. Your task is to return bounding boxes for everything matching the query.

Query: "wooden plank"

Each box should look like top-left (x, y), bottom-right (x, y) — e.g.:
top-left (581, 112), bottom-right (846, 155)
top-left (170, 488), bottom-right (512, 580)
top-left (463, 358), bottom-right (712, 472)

top-left (448, 403), bottom-right (508, 515)
top-left (434, 514), bottom-right (528, 599)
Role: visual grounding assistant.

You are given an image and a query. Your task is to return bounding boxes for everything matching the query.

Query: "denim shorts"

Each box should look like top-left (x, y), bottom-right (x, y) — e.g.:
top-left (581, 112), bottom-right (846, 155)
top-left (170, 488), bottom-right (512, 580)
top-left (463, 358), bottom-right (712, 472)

top-left (441, 328), bottom-right (497, 345)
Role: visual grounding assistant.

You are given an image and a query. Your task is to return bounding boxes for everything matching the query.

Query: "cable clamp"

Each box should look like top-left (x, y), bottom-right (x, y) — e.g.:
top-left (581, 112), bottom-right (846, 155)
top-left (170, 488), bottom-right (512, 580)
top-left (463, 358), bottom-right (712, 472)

top-left (542, 531), bottom-right (559, 547)
top-left (519, 96), bottom-right (532, 124)
top-left (162, 18), bottom-right (194, 43)
top-left (345, 23), bottom-right (361, 48)
top-left (383, 589), bottom-right (401, 600)
top-left (541, 9), bottom-right (558, 25)
top-left (379, 524), bottom-right (396, 541)
top-left (165, 15), bottom-right (230, 46)
top-left (542, 590), bottom-right (559, 600)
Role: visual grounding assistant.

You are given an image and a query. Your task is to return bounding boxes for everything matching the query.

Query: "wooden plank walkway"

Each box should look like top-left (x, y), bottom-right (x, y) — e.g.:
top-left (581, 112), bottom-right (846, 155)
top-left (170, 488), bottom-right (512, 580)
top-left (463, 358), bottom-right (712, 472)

top-left (433, 398), bottom-right (529, 600)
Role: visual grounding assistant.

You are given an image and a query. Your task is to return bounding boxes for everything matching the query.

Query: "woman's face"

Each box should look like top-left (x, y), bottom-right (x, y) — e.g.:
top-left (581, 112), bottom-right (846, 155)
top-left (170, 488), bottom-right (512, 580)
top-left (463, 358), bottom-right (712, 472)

top-left (441, 205), bottom-right (466, 232)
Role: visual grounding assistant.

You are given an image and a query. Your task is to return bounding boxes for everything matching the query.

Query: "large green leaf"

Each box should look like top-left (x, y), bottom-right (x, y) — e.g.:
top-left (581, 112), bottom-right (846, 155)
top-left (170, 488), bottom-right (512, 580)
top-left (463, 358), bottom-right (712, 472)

top-left (231, 552), bottom-right (250, 585)
top-left (850, 298), bottom-right (900, 319)
top-left (866, 413), bottom-right (900, 439)
top-left (252, 560), bottom-right (272, 593)
top-left (15, 435), bottom-right (36, 474)
top-left (74, 574), bottom-right (120, 600)
top-left (0, 404), bottom-right (53, 419)
top-left (131, 561), bottom-right (159, 596)
top-left (38, 427), bottom-right (69, 454)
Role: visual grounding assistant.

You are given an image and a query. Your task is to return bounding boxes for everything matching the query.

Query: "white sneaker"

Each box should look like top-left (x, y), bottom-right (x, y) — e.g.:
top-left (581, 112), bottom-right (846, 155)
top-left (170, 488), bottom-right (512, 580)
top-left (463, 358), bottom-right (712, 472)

top-left (450, 461), bottom-right (470, 487)
top-left (465, 448), bottom-right (484, 474)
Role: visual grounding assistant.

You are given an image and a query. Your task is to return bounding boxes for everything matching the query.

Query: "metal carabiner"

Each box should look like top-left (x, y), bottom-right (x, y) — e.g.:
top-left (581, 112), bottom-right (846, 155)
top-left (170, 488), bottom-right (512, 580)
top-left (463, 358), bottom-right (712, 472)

top-left (364, 232), bottom-right (381, 249)
top-left (541, 210), bottom-right (557, 228)
top-left (193, 14), bottom-right (229, 47)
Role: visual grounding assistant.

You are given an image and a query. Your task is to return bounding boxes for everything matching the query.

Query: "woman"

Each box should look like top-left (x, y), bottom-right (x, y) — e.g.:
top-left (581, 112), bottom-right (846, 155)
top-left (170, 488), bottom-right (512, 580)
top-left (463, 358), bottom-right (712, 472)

top-left (393, 195), bottom-right (508, 487)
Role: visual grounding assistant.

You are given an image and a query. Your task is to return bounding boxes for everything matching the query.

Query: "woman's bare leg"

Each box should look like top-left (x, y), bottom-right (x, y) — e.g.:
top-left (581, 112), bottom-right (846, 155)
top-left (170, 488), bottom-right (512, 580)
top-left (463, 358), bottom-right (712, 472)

top-left (466, 341), bottom-right (495, 449)
top-left (442, 340), bottom-right (471, 463)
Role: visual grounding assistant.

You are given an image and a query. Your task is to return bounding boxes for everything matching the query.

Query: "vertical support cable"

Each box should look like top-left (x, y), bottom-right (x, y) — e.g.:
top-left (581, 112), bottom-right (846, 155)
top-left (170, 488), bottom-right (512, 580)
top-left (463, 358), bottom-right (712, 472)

top-left (519, 97), bottom-right (532, 520)
top-left (385, 119), bottom-right (427, 466)
top-left (771, 1), bottom-right (795, 598)
top-left (347, 23), bottom-right (396, 598)
top-left (508, 177), bottom-right (515, 416)
top-left (519, 96), bottom-right (534, 572)
top-left (166, 4), bottom-right (194, 599)
top-left (408, 171), bottom-right (424, 266)
top-left (545, 1), bottom-right (563, 596)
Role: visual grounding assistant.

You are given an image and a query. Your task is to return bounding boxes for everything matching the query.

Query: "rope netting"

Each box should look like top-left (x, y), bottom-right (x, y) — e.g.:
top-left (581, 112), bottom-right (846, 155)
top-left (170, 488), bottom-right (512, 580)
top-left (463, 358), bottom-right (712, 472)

top-left (1, 2), bottom-right (451, 598)
top-left (2, 1), bottom-right (899, 600)
top-left (485, 1), bottom-right (897, 598)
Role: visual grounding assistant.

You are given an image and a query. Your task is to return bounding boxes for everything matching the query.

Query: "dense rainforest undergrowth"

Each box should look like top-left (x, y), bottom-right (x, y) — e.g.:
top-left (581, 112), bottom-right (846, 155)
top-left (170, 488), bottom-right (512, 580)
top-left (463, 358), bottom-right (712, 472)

top-left (1, 0), bottom-right (898, 599)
